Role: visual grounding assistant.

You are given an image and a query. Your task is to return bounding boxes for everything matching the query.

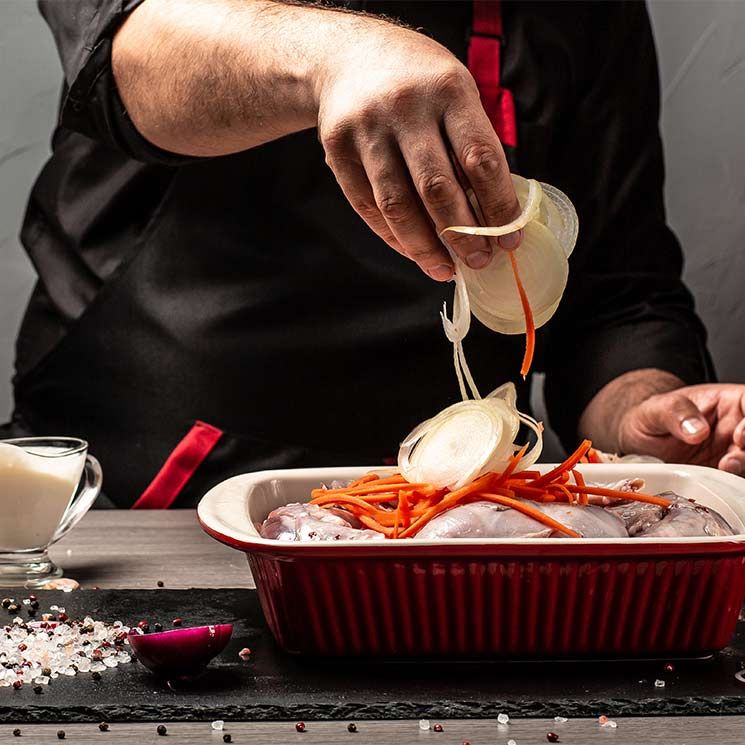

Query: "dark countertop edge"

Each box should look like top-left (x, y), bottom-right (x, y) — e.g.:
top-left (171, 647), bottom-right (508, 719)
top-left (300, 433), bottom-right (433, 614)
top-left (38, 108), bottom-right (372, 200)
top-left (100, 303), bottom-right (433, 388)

top-left (2, 697), bottom-right (744, 723)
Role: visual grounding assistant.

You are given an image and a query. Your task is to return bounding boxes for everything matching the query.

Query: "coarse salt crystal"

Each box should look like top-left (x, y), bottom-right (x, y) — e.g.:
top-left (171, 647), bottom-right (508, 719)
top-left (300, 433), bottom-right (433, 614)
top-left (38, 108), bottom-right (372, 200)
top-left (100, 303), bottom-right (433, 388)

top-left (508, 740), bottom-right (517, 745)
top-left (419, 719), bottom-right (430, 731)
top-left (554, 717), bottom-right (568, 723)
top-left (602, 720), bottom-right (618, 729)
top-left (497, 713), bottom-right (510, 725)
top-left (211, 721), bottom-right (225, 731)
top-left (654, 679), bottom-right (665, 688)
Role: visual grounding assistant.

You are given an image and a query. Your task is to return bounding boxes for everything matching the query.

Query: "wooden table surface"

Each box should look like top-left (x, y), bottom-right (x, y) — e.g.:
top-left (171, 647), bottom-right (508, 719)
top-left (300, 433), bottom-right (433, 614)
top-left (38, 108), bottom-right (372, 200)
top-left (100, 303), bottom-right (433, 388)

top-left (16, 510), bottom-right (739, 744)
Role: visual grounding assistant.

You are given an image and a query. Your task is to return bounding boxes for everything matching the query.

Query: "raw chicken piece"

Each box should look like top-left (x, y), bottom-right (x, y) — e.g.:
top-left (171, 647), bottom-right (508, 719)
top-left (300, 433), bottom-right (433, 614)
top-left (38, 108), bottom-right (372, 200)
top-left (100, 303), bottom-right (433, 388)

top-left (605, 499), bottom-right (665, 536)
top-left (416, 502), bottom-right (553, 540)
top-left (638, 492), bottom-right (735, 538)
top-left (530, 501), bottom-right (628, 538)
top-left (260, 503), bottom-right (380, 541)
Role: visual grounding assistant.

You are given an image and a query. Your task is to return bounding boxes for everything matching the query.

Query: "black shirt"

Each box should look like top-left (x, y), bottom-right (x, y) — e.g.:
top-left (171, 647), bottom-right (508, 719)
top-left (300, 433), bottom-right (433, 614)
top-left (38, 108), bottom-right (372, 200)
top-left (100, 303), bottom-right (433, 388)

top-left (8, 1), bottom-right (713, 506)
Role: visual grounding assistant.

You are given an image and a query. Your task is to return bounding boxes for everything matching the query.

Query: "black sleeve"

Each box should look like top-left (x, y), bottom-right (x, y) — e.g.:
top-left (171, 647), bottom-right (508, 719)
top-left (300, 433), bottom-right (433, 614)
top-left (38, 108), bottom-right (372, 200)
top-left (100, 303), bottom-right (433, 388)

top-left (542, 0), bottom-right (714, 450)
top-left (38, 0), bottom-right (196, 165)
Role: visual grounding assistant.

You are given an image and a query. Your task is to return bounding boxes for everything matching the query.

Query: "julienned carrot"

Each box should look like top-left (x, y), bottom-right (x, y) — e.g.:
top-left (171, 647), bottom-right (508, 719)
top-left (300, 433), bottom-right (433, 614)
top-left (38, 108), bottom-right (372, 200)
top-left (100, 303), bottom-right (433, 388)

top-left (310, 440), bottom-right (670, 539)
top-left (533, 439), bottom-right (592, 486)
top-left (479, 493), bottom-right (581, 538)
top-left (564, 483), bottom-right (670, 508)
top-left (508, 250), bottom-right (535, 379)
top-left (572, 468), bottom-right (589, 505)
top-left (494, 444), bottom-right (528, 487)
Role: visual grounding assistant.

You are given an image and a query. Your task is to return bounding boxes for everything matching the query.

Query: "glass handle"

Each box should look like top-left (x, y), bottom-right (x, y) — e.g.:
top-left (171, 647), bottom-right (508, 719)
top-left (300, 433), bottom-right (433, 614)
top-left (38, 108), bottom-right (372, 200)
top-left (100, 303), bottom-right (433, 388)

top-left (51, 455), bottom-right (103, 544)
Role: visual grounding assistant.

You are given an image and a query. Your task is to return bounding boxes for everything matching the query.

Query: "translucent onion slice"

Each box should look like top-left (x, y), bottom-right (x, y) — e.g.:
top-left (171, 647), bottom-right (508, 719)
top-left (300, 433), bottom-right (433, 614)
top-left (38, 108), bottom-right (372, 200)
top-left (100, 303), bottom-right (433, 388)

top-left (442, 178), bottom-right (543, 238)
top-left (461, 220), bottom-right (569, 335)
top-left (398, 394), bottom-right (541, 490)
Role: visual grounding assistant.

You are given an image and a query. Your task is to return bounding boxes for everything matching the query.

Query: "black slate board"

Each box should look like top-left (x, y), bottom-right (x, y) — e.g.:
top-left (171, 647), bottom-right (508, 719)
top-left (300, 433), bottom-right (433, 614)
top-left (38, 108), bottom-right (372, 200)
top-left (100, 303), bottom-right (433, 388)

top-left (2, 590), bottom-right (745, 723)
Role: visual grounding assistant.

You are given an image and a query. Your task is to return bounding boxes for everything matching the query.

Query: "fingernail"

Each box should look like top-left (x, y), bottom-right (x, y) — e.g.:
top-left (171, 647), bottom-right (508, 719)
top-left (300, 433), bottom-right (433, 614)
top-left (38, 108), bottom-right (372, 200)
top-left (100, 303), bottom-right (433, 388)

top-left (497, 230), bottom-right (522, 251)
top-left (428, 264), bottom-right (453, 281)
top-left (723, 459), bottom-right (743, 476)
top-left (465, 251), bottom-right (491, 269)
top-left (682, 417), bottom-right (705, 435)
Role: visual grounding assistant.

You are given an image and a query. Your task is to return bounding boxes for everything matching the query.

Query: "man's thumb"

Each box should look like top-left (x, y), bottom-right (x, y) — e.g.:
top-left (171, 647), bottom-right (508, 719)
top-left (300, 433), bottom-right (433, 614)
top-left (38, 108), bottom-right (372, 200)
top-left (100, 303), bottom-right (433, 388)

top-left (661, 393), bottom-right (710, 444)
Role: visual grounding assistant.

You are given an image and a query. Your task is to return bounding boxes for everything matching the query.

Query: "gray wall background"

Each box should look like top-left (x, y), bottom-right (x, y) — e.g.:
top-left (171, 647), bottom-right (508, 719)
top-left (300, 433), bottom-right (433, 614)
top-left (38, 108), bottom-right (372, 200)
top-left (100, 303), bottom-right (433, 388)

top-left (1, 1), bottom-right (744, 455)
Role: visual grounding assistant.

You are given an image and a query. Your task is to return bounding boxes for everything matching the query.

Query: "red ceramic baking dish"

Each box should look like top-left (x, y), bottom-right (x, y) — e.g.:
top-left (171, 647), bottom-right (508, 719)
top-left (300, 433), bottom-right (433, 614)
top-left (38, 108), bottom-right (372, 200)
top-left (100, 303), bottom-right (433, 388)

top-left (198, 463), bottom-right (745, 658)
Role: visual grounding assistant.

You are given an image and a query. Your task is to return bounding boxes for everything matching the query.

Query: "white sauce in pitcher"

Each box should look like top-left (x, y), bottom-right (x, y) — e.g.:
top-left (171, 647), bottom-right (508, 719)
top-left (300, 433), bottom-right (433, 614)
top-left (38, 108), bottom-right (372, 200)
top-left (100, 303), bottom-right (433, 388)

top-left (0, 443), bottom-right (84, 551)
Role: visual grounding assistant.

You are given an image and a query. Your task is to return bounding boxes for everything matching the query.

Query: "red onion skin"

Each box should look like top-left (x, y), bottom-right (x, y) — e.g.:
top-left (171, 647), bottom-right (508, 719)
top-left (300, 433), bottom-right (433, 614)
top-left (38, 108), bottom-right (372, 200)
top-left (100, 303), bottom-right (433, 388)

top-left (127, 624), bottom-right (233, 678)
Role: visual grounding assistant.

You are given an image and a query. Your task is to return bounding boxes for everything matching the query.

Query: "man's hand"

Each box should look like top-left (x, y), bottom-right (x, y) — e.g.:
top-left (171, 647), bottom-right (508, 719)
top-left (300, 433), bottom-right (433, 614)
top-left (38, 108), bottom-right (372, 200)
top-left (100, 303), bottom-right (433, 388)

top-left (580, 369), bottom-right (745, 475)
top-left (618, 383), bottom-right (745, 475)
top-left (114, 0), bottom-right (521, 281)
top-left (317, 21), bottom-right (521, 281)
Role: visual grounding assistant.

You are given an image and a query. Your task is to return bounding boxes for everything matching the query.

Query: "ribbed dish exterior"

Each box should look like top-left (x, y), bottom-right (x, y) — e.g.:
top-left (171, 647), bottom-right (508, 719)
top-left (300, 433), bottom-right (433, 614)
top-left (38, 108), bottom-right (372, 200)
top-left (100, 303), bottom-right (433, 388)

top-left (248, 550), bottom-right (745, 657)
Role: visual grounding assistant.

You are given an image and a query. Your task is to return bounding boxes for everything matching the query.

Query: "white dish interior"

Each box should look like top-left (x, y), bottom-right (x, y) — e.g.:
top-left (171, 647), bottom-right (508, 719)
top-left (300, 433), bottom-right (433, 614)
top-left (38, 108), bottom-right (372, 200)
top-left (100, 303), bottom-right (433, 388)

top-left (198, 463), bottom-right (745, 548)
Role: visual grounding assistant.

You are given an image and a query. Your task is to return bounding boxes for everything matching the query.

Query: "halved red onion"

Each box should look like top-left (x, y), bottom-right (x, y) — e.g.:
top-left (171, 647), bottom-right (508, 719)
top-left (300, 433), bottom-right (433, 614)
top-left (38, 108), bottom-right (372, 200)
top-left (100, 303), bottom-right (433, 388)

top-left (127, 624), bottom-right (233, 679)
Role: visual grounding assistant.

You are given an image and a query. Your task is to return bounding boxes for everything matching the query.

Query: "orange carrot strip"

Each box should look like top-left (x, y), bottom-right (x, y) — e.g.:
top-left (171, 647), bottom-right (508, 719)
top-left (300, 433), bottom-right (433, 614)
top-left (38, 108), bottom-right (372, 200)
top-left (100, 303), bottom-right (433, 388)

top-left (511, 470), bottom-right (541, 480)
top-left (311, 482), bottom-right (418, 498)
top-left (357, 514), bottom-right (393, 537)
top-left (572, 469), bottom-right (588, 505)
top-left (508, 250), bottom-right (535, 379)
top-left (548, 483), bottom-right (575, 504)
top-left (310, 494), bottom-right (391, 515)
top-left (479, 493), bottom-right (580, 537)
top-left (494, 444), bottom-right (529, 487)
top-left (564, 484), bottom-right (670, 508)
top-left (348, 473), bottom-right (381, 488)
top-left (533, 439), bottom-right (592, 486)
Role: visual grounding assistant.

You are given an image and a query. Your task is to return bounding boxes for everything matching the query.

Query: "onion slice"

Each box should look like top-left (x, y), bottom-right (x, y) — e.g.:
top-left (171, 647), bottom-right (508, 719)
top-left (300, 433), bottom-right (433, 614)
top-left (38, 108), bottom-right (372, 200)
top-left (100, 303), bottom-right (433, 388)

top-left (398, 385), bottom-right (541, 490)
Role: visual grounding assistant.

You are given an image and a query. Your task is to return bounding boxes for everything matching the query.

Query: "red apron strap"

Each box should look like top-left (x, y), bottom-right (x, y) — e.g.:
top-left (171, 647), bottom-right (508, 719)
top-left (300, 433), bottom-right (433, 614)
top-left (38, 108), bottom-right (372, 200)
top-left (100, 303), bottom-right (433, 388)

top-left (132, 421), bottom-right (224, 509)
top-left (468, 0), bottom-right (517, 148)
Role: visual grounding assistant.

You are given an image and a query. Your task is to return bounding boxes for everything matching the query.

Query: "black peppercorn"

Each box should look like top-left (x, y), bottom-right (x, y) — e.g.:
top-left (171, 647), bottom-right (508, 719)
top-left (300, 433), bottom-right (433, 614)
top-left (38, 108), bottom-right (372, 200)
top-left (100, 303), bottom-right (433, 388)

top-left (223, 735), bottom-right (232, 743)
top-left (92, 671), bottom-right (102, 681)
top-left (137, 620), bottom-right (150, 632)
top-left (8, 604), bottom-right (20, 614)
top-left (172, 618), bottom-right (183, 627)
top-left (347, 723), bottom-right (358, 732)
top-left (57, 730), bottom-right (66, 739)
top-left (1, 598), bottom-right (11, 609)
top-left (99, 722), bottom-right (110, 731)
top-left (42, 667), bottom-right (52, 677)
top-left (157, 581), bottom-right (165, 588)
top-left (547, 733), bottom-right (560, 743)
top-left (13, 728), bottom-right (21, 736)
top-left (157, 724), bottom-right (168, 736)
top-left (33, 685), bottom-right (43, 694)
top-left (27, 607), bottom-right (36, 617)
top-left (154, 623), bottom-right (163, 632)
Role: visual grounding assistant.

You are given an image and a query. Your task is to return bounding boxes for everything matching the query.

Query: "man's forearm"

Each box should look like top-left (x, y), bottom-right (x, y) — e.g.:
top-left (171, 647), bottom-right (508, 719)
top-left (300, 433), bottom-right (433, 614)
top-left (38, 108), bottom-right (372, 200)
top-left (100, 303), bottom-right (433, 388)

top-left (113, 0), bottom-right (355, 156)
top-left (578, 368), bottom-right (685, 452)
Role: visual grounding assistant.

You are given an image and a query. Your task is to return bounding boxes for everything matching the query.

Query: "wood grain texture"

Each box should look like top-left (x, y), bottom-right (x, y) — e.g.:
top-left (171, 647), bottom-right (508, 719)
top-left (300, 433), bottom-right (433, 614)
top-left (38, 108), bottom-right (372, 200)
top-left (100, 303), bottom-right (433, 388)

top-left (48, 511), bottom-right (254, 590)
top-left (3, 716), bottom-right (745, 744)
